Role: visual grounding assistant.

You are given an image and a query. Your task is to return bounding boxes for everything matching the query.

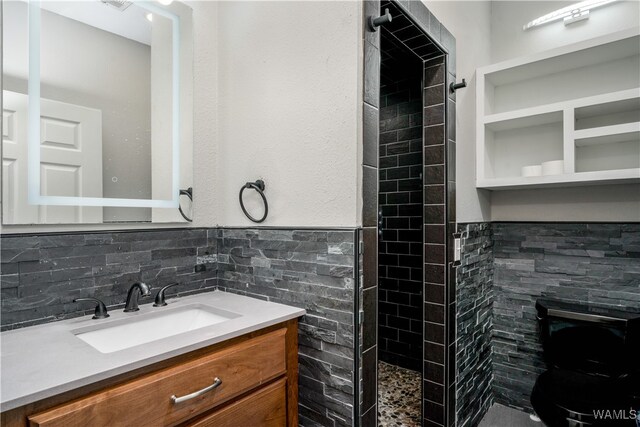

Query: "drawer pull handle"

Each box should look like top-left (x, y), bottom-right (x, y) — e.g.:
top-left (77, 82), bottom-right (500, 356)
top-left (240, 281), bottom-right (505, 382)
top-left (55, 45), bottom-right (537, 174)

top-left (171, 377), bottom-right (222, 404)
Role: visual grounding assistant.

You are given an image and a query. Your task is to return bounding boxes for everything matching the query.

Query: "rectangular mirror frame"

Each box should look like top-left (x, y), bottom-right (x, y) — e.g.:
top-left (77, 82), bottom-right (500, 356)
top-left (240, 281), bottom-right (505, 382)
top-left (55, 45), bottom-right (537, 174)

top-left (25, 0), bottom-right (181, 209)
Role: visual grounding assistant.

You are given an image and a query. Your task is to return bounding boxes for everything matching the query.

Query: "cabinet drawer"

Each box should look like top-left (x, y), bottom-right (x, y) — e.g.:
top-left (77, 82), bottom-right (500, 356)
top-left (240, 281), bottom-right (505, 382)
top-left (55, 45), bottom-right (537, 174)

top-left (28, 329), bottom-right (287, 427)
top-left (186, 378), bottom-right (286, 427)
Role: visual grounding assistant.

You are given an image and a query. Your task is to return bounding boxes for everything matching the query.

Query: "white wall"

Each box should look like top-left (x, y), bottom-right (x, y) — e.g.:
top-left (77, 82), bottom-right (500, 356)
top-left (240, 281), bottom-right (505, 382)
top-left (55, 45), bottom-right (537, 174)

top-left (491, 0), bottom-right (640, 62)
top-left (4, 0), bottom-right (638, 233)
top-left (491, 184), bottom-right (640, 221)
top-left (215, 1), bottom-right (362, 227)
top-left (3, 1), bottom-right (363, 232)
top-left (425, 1), bottom-right (493, 223)
top-left (429, 0), bottom-right (640, 222)
top-left (189, 0), bottom-right (218, 228)
top-left (208, 0), bottom-right (638, 226)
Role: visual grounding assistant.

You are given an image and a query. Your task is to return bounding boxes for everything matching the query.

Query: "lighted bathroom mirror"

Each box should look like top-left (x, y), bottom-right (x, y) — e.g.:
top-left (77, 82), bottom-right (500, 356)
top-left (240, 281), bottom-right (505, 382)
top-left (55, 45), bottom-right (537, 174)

top-left (1, 0), bottom-right (193, 224)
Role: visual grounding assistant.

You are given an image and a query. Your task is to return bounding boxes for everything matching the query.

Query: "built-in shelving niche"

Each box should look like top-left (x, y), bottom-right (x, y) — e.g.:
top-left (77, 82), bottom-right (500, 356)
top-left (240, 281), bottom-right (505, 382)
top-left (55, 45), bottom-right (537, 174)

top-left (574, 98), bottom-right (640, 173)
top-left (476, 28), bottom-right (640, 190)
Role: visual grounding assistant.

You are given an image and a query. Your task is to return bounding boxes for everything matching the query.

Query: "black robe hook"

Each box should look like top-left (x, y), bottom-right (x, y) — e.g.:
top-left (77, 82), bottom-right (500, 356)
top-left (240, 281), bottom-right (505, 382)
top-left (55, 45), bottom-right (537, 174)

top-left (369, 8), bottom-right (392, 32)
top-left (449, 79), bottom-right (467, 93)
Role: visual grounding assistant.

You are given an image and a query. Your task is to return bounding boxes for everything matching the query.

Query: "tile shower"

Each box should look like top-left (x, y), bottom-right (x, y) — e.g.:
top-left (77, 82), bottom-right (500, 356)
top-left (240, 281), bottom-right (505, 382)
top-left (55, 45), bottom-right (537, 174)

top-left (360, 0), bottom-right (458, 425)
top-left (378, 34), bottom-right (424, 372)
top-left (377, 29), bottom-right (424, 427)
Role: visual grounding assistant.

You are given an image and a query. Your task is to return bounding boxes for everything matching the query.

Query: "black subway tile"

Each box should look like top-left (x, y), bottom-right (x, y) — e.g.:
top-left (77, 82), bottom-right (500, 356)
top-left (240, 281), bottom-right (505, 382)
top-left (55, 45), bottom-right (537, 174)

top-left (424, 124), bottom-right (445, 146)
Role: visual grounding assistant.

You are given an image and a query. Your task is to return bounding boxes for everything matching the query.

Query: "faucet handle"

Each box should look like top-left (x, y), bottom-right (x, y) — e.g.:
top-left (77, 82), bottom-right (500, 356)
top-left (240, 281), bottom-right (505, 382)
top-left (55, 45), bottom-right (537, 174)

top-left (74, 297), bottom-right (110, 319)
top-left (154, 283), bottom-right (180, 307)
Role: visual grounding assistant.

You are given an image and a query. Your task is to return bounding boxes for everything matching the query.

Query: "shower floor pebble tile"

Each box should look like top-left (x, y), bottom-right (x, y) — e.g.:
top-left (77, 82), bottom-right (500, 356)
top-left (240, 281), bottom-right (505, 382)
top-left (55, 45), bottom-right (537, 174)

top-left (378, 361), bottom-right (421, 427)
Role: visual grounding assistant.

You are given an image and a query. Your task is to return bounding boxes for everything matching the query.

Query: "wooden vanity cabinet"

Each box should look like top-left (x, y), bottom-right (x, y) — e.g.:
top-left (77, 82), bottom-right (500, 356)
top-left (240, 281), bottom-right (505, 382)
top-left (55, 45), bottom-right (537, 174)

top-left (1, 320), bottom-right (299, 427)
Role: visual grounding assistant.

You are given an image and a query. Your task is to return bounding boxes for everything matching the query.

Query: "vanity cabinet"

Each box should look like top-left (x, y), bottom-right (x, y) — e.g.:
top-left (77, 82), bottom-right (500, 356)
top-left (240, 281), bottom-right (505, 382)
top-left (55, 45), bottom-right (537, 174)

top-left (186, 378), bottom-right (287, 427)
top-left (1, 320), bottom-right (298, 427)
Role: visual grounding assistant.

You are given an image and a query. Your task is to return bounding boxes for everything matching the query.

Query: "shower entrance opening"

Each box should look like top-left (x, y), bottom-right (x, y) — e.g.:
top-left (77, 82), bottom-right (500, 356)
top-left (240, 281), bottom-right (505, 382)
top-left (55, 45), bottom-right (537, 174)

top-left (372, 1), bottom-right (451, 426)
top-left (377, 29), bottom-right (425, 427)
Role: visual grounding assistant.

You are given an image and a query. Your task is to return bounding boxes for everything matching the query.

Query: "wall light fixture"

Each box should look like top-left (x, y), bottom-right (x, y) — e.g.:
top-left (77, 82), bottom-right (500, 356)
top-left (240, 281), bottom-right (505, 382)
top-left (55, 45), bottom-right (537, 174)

top-left (523, 0), bottom-right (619, 30)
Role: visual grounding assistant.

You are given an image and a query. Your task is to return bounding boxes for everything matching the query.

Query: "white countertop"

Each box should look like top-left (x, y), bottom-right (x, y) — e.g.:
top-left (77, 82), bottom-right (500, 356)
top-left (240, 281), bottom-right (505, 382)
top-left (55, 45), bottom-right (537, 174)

top-left (0, 291), bottom-right (305, 412)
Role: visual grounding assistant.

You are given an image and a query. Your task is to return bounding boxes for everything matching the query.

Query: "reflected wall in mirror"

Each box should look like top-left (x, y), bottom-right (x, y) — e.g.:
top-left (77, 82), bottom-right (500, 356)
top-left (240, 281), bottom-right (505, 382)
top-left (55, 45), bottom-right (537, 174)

top-left (1, 0), bottom-right (193, 225)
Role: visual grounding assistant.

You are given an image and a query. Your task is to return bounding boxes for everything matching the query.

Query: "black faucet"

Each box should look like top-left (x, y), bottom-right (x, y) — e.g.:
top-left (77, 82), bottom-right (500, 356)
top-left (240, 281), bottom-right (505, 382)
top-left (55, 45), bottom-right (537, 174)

top-left (74, 297), bottom-right (110, 319)
top-left (154, 283), bottom-right (179, 307)
top-left (124, 282), bottom-right (151, 312)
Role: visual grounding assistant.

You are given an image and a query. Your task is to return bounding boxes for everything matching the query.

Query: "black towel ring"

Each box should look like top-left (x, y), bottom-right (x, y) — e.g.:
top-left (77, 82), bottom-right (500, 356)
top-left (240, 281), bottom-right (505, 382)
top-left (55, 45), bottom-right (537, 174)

top-left (178, 187), bottom-right (193, 222)
top-left (239, 180), bottom-right (268, 223)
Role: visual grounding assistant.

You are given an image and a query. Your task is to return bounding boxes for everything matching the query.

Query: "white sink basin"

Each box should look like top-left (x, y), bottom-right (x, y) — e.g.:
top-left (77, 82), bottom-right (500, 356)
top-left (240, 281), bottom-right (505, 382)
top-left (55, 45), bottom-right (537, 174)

top-left (73, 304), bottom-right (241, 353)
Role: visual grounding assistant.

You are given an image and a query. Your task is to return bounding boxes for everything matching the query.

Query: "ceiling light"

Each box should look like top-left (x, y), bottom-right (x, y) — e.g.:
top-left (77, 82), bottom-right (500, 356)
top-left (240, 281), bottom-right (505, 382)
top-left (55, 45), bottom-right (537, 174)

top-left (100, 0), bottom-right (132, 12)
top-left (146, 13), bottom-right (153, 22)
top-left (158, 0), bottom-right (173, 5)
top-left (523, 0), bottom-right (619, 30)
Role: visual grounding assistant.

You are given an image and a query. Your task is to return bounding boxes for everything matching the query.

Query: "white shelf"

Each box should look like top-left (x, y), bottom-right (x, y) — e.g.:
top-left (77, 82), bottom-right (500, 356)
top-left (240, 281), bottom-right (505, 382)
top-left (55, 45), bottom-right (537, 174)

top-left (574, 123), bottom-right (640, 147)
top-left (575, 96), bottom-right (640, 130)
top-left (477, 169), bottom-right (640, 190)
top-left (484, 88), bottom-right (640, 127)
top-left (485, 110), bottom-right (562, 132)
top-left (575, 97), bottom-right (640, 121)
top-left (476, 28), bottom-right (640, 190)
top-left (480, 29), bottom-right (640, 115)
top-left (482, 29), bottom-right (640, 86)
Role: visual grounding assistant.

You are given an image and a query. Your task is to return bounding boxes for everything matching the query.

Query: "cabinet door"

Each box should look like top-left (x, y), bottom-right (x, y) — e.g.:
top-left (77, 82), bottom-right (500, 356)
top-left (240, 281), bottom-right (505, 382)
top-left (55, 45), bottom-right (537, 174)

top-left (28, 329), bottom-right (286, 427)
top-left (186, 379), bottom-right (286, 427)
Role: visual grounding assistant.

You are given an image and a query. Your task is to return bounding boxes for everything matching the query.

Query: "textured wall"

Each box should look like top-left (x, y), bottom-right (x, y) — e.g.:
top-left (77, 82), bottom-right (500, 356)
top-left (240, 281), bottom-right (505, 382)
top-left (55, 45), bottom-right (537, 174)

top-left (216, 1), bottom-right (362, 227)
top-left (456, 223), bottom-right (494, 427)
top-left (378, 34), bottom-right (424, 371)
top-left (0, 229), bottom-right (217, 331)
top-left (215, 228), bottom-right (358, 427)
top-left (492, 222), bottom-right (640, 412)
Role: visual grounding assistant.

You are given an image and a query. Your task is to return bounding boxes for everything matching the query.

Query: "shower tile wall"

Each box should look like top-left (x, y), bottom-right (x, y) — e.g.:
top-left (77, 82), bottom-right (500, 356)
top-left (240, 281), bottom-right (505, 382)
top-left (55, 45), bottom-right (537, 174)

top-left (456, 223), bottom-right (494, 427)
top-left (362, 2), bottom-right (458, 425)
top-left (361, 0), bottom-right (381, 422)
top-left (378, 36), bottom-right (424, 372)
top-left (422, 54), bottom-right (454, 427)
